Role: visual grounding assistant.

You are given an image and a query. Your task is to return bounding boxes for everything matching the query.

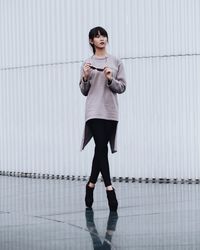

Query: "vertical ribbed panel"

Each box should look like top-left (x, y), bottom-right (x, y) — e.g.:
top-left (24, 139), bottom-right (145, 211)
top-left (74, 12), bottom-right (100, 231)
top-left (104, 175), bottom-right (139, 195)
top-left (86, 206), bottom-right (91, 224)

top-left (0, 0), bottom-right (200, 178)
top-left (111, 56), bottom-right (200, 179)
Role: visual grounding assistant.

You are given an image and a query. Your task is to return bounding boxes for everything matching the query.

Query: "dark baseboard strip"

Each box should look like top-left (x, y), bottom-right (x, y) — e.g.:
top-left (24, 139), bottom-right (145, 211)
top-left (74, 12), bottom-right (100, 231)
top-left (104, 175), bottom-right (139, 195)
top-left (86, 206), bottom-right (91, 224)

top-left (0, 171), bottom-right (199, 184)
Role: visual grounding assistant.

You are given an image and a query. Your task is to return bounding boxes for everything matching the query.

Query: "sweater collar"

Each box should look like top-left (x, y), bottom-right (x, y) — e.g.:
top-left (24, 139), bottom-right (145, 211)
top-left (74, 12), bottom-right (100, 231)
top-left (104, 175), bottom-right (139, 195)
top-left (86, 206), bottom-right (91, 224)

top-left (92, 54), bottom-right (109, 60)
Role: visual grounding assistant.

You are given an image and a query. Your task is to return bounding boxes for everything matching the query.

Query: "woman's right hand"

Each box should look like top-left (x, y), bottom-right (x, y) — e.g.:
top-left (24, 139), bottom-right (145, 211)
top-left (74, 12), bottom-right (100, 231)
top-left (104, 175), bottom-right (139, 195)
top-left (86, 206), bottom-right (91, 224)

top-left (83, 63), bottom-right (91, 81)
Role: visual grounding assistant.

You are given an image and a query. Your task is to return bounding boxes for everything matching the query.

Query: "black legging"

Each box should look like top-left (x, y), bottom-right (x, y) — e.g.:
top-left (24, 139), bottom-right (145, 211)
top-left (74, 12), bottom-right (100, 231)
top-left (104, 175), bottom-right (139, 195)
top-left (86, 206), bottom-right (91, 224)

top-left (86, 119), bottom-right (118, 187)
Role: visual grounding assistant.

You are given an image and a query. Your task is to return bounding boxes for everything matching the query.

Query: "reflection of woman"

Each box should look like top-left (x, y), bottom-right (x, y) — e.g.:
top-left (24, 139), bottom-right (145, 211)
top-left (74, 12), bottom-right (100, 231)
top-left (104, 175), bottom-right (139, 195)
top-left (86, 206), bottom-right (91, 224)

top-left (85, 208), bottom-right (118, 249)
top-left (79, 27), bottom-right (126, 212)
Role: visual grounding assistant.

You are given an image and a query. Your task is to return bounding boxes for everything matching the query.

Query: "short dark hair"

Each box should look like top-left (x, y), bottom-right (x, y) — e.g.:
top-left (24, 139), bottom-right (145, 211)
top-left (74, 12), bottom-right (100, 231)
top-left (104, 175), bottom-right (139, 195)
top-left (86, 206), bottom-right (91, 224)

top-left (88, 26), bottom-right (109, 54)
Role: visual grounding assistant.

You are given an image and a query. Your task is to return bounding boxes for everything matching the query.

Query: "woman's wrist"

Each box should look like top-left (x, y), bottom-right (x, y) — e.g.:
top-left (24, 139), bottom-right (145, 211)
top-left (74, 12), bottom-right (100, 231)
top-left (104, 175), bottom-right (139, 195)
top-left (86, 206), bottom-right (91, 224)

top-left (107, 78), bottom-right (113, 85)
top-left (83, 76), bottom-right (88, 82)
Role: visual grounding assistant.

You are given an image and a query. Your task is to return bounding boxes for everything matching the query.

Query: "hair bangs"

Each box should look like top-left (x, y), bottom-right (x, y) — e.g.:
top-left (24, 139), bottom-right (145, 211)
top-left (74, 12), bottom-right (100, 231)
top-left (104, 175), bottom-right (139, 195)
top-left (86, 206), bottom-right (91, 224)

top-left (89, 26), bottom-right (108, 40)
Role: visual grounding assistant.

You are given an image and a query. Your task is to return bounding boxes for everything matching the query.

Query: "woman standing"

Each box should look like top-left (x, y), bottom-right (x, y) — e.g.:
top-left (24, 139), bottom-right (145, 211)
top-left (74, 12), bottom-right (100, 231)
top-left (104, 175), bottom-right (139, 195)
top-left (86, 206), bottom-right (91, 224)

top-left (79, 26), bottom-right (126, 212)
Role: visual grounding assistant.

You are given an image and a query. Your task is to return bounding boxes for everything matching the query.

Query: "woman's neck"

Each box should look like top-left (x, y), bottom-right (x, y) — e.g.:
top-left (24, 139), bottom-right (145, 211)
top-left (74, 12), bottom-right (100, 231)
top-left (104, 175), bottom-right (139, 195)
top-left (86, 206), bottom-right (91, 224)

top-left (95, 48), bottom-right (107, 58)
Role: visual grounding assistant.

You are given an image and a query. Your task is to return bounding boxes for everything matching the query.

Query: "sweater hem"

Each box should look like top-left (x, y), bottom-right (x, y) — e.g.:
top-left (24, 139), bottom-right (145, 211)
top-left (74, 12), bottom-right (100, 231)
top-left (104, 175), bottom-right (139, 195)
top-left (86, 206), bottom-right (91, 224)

top-left (85, 115), bottom-right (118, 122)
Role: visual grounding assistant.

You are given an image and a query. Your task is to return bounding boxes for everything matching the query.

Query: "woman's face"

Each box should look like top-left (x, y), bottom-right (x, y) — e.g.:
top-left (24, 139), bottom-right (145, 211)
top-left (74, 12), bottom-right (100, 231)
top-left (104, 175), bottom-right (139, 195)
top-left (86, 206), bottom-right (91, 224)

top-left (91, 33), bottom-right (108, 50)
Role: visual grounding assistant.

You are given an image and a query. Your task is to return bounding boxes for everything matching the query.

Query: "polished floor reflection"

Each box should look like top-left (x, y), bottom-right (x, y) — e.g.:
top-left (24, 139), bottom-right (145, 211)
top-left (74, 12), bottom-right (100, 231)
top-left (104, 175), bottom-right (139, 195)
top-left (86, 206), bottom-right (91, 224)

top-left (0, 176), bottom-right (200, 249)
top-left (85, 208), bottom-right (118, 249)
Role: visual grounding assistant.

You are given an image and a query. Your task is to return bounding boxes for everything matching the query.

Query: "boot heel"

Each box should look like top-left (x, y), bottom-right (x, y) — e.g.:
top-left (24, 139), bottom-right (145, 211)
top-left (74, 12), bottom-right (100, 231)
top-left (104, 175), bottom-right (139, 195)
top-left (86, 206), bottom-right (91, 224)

top-left (85, 182), bottom-right (94, 208)
top-left (106, 188), bottom-right (118, 212)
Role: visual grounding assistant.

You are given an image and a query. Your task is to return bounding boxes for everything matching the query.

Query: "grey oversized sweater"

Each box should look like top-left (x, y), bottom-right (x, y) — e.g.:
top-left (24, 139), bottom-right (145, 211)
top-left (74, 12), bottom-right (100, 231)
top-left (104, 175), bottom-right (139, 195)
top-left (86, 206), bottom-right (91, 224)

top-left (79, 54), bottom-right (126, 153)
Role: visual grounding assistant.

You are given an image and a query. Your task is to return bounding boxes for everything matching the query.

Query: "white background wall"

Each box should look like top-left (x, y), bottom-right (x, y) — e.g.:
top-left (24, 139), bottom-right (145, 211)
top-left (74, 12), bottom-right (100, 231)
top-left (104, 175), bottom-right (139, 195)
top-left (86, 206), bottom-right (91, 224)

top-left (0, 0), bottom-right (200, 179)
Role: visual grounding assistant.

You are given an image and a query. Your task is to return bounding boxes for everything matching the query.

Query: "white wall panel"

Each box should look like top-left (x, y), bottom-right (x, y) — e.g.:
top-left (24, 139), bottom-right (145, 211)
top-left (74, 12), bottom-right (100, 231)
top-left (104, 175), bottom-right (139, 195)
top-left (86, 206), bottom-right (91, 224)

top-left (0, 0), bottom-right (200, 179)
top-left (112, 56), bottom-right (200, 179)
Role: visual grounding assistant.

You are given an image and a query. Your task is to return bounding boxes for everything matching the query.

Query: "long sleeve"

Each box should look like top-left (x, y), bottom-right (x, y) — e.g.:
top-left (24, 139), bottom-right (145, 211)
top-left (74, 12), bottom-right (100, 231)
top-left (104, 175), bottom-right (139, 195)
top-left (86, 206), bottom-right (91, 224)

top-left (79, 78), bottom-right (91, 96)
top-left (79, 63), bottom-right (91, 96)
top-left (107, 61), bottom-right (126, 94)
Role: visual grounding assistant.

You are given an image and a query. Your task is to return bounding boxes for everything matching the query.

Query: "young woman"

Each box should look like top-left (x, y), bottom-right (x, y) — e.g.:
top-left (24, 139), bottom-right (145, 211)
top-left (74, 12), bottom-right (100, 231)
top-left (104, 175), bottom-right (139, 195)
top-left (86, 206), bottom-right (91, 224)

top-left (79, 26), bottom-right (126, 212)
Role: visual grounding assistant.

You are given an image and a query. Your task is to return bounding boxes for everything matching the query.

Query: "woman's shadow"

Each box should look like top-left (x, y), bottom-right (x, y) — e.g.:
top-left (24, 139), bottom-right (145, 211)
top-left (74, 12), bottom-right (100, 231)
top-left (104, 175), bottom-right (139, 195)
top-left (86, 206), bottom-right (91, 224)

top-left (85, 208), bottom-right (118, 249)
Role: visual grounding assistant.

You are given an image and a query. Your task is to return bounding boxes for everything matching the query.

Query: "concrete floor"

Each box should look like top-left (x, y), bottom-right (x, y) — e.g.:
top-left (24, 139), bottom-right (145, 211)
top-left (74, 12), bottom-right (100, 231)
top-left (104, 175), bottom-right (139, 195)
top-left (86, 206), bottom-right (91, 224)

top-left (0, 176), bottom-right (200, 250)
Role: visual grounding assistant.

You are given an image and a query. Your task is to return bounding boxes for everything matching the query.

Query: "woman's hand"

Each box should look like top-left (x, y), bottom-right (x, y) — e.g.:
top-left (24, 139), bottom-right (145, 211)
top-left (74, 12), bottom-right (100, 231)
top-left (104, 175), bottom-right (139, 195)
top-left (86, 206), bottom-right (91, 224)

top-left (104, 66), bottom-right (113, 80)
top-left (83, 63), bottom-right (91, 81)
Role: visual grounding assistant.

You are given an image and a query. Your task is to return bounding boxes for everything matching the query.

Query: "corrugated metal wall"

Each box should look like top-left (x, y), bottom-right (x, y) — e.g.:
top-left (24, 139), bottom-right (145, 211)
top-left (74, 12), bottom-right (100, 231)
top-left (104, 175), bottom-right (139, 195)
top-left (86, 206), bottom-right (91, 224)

top-left (0, 0), bottom-right (200, 179)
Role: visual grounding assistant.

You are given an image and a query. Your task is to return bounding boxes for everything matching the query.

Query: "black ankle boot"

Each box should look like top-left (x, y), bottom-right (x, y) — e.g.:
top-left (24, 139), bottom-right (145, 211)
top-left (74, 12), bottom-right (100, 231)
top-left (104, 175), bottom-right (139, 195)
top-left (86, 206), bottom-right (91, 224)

top-left (85, 183), bottom-right (94, 208)
top-left (106, 188), bottom-right (118, 212)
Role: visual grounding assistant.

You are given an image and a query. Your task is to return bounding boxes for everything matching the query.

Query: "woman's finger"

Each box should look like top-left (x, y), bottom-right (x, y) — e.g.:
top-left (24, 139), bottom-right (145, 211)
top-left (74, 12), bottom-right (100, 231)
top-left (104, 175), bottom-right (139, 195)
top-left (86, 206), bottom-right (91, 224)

top-left (104, 67), bottom-right (112, 74)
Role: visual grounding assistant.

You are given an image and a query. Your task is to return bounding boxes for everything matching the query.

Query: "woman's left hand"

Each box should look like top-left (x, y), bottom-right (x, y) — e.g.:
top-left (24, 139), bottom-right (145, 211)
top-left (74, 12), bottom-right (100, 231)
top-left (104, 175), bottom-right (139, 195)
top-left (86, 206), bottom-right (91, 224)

top-left (104, 67), bottom-right (113, 80)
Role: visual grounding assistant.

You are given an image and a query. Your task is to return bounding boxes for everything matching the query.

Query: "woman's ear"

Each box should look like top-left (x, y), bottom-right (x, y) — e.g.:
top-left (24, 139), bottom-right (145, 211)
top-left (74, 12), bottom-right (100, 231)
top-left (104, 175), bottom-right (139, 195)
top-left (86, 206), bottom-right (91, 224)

top-left (89, 39), bottom-right (93, 44)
